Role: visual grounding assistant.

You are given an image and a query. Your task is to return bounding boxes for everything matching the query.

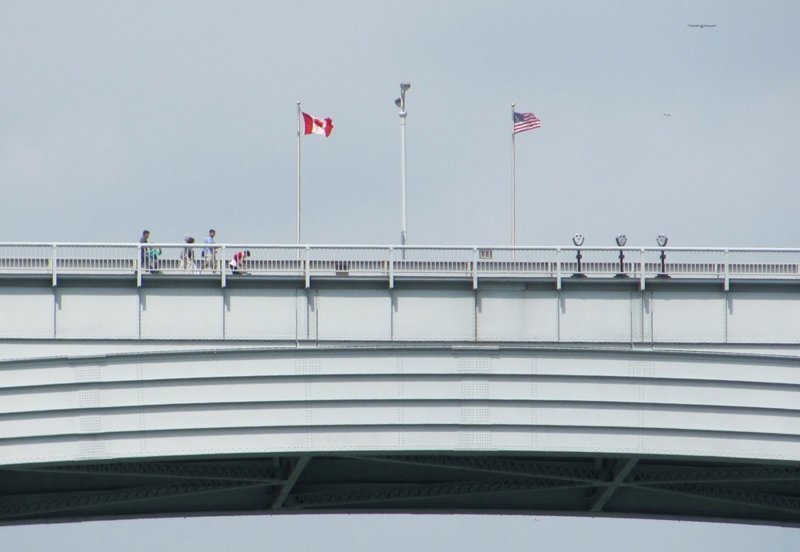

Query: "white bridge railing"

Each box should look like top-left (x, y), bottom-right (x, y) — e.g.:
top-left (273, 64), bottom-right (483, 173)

top-left (0, 243), bottom-right (798, 289)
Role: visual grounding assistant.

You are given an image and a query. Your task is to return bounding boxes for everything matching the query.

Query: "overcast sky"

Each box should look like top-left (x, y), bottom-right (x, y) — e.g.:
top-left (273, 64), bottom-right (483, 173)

top-left (2, 1), bottom-right (799, 247)
top-left (3, 513), bottom-right (800, 552)
top-left (2, 1), bottom-right (800, 549)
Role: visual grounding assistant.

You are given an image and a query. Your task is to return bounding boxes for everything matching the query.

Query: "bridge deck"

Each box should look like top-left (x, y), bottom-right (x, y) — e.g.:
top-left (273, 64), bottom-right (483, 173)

top-left (2, 244), bottom-right (800, 526)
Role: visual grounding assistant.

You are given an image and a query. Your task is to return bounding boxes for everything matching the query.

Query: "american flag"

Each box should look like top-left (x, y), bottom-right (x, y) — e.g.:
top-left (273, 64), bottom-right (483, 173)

top-left (513, 111), bottom-right (541, 134)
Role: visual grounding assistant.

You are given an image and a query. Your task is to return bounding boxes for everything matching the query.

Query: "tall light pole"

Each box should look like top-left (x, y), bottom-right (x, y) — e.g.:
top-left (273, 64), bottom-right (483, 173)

top-left (395, 82), bottom-right (411, 247)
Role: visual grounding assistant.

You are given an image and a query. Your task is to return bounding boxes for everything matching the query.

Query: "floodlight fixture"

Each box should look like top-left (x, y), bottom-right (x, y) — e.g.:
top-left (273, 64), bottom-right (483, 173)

top-left (397, 82), bottom-right (411, 112)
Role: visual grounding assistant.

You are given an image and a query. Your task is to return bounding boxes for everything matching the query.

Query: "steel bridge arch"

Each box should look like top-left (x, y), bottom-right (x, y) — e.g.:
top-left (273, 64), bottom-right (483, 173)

top-left (1, 343), bottom-right (800, 526)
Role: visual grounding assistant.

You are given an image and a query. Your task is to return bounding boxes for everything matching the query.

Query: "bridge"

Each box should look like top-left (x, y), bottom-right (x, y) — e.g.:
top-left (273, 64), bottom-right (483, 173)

top-left (1, 243), bottom-right (800, 526)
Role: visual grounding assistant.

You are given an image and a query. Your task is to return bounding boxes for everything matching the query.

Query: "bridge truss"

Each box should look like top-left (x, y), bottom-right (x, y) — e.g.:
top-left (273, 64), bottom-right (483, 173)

top-left (3, 453), bottom-right (800, 526)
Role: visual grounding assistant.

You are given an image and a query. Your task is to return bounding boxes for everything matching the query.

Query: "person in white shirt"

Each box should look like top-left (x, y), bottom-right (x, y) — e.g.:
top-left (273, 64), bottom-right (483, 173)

top-left (202, 229), bottom-right (216, 270)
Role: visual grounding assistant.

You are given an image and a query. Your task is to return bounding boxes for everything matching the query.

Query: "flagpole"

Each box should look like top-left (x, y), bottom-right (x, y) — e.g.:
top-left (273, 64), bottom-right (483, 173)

top-left (511, 102), bottom-right (516, 249)
top-left (296, 100), bottom-right (302, 245)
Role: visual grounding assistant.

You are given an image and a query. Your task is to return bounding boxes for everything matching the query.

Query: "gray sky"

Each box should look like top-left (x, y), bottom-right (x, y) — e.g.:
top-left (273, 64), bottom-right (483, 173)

top-left (2, 1), bottom-right (799, 247)
top-left (2, 0), bottom-right (800, 548)
top-left (3, 514), bottom-right (800, 552)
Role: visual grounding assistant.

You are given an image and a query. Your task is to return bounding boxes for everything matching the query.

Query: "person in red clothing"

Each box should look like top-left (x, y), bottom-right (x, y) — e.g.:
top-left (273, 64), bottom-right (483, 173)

top-left (229, 249), bottom-right (251, 275)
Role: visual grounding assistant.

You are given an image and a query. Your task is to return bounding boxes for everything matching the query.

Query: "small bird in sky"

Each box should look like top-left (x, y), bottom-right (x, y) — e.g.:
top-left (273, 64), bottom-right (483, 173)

top-left (688, 24), bottom-right (717, 28)
top-left (663, 113), bottom-right (672, 117)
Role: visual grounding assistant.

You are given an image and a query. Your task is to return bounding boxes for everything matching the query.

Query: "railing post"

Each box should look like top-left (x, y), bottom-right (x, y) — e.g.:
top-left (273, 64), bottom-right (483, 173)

top-left (639, 248), bottom-right (646, 290)
top-left (723, 248), bottom-right (730, 291)
top-left (304, 245), bottom-right (311, 288)
top-left (388, 247), bottom-right (395, 289)
top-left (136, 243), bottom-right (142, 287)
top-left (472, 247), bottom-right (479, 289)
top-left (51, 243), bottom-right (57, 287)
top-left (220, 245), bottom-right (226, 288)
top-left (556, 248), bottom-right (562, 290)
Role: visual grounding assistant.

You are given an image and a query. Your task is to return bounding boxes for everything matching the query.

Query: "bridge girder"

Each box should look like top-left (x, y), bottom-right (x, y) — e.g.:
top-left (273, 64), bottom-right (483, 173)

top-left (3, 274), bottom-right (800, 527)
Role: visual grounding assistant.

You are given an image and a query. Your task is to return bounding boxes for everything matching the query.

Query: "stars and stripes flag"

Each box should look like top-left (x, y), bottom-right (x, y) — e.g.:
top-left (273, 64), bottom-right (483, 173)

top-left (302, 112), bottom-right (334, 137)
top-left (513, 111), bottom-right (541, 134)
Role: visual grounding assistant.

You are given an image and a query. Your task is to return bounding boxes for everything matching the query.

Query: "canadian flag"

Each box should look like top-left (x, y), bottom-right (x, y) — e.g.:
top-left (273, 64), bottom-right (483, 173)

top-left (302, 112), bottom-right (334, 137)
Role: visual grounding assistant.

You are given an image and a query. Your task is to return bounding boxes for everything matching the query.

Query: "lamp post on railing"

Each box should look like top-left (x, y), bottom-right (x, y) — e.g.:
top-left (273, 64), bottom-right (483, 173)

top-left (615, 234), bottom-right (627, 277)
top-left (395, 82), bottom-right (411, 252)
top-left (572, 233), bottom-right (585, 277)
top-left (657, 234), bottom-right (669, 277)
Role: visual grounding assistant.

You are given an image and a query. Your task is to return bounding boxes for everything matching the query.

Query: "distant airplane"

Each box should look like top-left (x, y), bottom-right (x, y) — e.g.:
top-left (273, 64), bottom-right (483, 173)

top-left (688, 24), bottom-right (717, 28)
top-left (663, 113), bottom-right (672, 117)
